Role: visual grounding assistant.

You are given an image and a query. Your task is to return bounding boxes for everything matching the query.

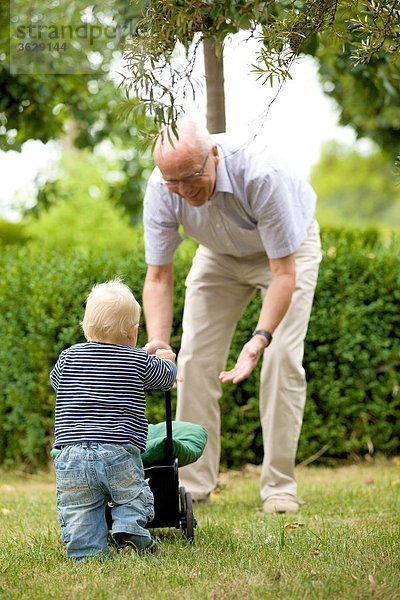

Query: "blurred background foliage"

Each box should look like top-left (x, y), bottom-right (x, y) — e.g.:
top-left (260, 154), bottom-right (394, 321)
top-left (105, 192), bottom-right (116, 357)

top-left (0, 0), bottom-right (152, 224)
top-left (0, 1), bottom-right (399, 468)
top-left (311, 141), bottom-right (400, 229)
top-left (120, 0), bottom-right (400, 147)
top-left (1, 1), bottom-right (399, 230)
top-left (308, 10), bottom-right (400, 162)
top-left (0, 0), bottom-right (146, 149)
top-left (25, 150), bottom-right (141, 254)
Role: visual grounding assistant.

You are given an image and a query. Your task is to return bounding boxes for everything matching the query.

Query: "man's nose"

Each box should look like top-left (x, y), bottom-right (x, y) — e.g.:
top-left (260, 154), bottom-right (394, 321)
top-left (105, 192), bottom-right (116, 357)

top-left (178, 180), bottom-right (191, 192)
top-left (176, 181), bottom-right (194, 198)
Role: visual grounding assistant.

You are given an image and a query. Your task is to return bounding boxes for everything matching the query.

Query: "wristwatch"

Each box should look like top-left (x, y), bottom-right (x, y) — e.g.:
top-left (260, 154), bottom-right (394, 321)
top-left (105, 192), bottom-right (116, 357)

top-left (252, 329), bottom-right (273, 347)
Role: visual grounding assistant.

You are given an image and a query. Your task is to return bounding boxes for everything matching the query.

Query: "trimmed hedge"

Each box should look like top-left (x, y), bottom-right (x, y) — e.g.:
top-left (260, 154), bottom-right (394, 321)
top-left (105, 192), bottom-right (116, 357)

top-left (0, 227), bottom-right (399, 469)
top-left (0, 219), bottom-right (29, 246)
top-left (223, 227), bottom-right (400, 466)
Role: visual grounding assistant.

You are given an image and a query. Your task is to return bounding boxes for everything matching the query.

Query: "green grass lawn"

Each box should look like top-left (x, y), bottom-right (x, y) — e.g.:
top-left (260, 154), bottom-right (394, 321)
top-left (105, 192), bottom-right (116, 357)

top-left (0, 459), bottom-right (399, 599)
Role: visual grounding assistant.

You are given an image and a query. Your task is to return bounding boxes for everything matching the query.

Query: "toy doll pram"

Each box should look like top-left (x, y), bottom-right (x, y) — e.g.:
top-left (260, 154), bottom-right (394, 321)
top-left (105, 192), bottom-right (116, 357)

top-left (106, 389), bottom-right (208, 541)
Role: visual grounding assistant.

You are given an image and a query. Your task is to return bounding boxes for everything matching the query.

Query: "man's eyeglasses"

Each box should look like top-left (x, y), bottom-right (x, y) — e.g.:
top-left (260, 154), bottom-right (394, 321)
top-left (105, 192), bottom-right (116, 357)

top-left (163, 154), bottom-right (209, 188)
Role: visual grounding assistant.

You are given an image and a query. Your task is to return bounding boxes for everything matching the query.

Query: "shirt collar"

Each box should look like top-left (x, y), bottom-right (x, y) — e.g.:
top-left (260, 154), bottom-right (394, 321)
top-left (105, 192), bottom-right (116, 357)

top-left (212, 144), bottom-right (234, 196)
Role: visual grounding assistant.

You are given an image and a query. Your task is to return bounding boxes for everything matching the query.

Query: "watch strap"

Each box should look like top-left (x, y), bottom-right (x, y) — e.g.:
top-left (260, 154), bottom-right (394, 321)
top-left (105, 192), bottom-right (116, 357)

top-left (252, 329), bottom-right (273, 346)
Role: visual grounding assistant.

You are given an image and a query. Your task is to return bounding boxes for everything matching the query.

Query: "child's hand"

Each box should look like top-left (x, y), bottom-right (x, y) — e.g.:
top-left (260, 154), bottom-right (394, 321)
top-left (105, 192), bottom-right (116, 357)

top-left (155, 349), bottom-right (176, 362)
top-left (144, 339), bottom-right (172, 355)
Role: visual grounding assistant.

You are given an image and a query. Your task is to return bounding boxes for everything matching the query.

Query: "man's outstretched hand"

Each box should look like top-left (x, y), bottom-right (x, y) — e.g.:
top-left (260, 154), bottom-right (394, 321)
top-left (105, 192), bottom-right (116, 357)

top-left (219, 338), bottom-right (266, 384)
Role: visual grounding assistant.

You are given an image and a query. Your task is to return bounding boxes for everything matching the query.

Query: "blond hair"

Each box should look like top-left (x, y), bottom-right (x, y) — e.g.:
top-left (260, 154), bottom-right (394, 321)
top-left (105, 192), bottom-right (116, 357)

top-left (81, 278), bottom-right (141, 342)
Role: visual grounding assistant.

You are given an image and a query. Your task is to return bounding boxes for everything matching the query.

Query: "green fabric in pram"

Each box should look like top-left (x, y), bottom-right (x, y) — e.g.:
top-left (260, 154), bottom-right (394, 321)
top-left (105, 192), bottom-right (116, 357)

top-left (141, 421), bottom-right (208, 467)
top-left (50, 421), bottom-right (208, 467)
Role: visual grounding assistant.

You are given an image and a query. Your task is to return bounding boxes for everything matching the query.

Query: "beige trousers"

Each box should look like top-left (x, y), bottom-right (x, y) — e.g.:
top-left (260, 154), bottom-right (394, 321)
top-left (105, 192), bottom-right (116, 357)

top-left (176, 220), bottom-right (322, 501)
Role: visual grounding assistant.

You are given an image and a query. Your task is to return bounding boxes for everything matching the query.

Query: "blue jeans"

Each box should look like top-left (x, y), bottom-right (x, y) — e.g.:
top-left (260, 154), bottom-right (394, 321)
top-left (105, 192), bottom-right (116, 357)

top-left (54, 442), bottom-right (154, 559)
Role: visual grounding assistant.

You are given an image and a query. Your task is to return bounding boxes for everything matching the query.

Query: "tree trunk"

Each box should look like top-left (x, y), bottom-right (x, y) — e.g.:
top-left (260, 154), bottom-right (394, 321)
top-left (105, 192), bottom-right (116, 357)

top-left (203, 39), bottom-right (226, 133)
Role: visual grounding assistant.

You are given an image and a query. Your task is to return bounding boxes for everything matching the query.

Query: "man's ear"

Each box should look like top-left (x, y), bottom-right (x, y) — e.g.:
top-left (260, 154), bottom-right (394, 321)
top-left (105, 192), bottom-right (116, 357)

top-left (212, 144), bottom-right (219, 166)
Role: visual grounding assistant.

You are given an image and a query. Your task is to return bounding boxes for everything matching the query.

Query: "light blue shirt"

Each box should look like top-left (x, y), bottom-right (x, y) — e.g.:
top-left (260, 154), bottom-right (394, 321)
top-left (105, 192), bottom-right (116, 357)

top-left (143, 136), bottom-right (317, 264)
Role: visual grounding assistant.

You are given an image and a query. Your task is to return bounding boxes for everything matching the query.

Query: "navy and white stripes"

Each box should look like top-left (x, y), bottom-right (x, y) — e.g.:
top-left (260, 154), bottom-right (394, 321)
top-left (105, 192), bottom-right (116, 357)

top-left (50, 342), bottom-right (177, 451)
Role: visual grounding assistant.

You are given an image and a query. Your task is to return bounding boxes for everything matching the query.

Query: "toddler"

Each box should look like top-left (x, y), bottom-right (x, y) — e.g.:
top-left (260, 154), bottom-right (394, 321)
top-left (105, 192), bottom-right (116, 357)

top-left (50, 278), bottom-right (176, 560)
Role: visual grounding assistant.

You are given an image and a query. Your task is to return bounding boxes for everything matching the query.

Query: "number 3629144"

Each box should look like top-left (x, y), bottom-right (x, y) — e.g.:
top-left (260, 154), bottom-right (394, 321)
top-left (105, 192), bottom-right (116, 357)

top-left (18, 42), bottom-right (68, 52)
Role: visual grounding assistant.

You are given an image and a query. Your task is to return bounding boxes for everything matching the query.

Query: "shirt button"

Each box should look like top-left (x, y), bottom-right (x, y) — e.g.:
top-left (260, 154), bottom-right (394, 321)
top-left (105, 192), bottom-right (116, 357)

top-left (216, 223), bottom-right (221, 228)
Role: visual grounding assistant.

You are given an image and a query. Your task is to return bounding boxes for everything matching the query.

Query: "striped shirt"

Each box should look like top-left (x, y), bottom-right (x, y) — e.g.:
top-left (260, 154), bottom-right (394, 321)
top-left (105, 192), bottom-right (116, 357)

top-left (144, 135), bottom-right (316, 264)
top-left (50, 342), bottom-right (177, 451)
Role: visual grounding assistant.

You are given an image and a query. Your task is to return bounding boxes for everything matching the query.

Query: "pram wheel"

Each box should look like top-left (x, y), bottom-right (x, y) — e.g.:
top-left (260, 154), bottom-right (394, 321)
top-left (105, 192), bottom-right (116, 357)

top-left (180, 486), bottom-right (196, 541)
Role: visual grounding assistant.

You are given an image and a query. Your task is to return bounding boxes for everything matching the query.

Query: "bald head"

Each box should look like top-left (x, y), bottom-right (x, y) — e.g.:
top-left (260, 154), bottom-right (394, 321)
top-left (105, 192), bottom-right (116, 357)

top-left (154, 121), bottom-right (214, 163)
top-left (153, 121), bottom-right (219, 207)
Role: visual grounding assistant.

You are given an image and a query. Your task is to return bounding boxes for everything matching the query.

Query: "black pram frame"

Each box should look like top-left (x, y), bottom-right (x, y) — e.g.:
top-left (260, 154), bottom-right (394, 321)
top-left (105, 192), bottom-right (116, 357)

top-left (106, 389), bottom-right (197, 541)
top-left (144, 389), bottom-right (196, 540)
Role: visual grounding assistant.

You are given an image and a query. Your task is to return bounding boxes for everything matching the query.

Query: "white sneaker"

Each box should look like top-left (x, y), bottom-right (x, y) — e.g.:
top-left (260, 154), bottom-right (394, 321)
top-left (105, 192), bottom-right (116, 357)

top-left (263, 493), bottom-right (304, 514)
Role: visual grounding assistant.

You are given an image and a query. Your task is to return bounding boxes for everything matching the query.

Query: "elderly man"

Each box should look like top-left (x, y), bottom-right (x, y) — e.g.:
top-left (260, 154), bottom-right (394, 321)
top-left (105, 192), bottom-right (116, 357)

top-left (143, 121), bottom-right (322, 513)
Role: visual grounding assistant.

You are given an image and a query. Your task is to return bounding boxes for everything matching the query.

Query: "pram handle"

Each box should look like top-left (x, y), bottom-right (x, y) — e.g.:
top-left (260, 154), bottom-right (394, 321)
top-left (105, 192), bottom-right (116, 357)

top-left (164, 388), bottom-right (174, 462)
